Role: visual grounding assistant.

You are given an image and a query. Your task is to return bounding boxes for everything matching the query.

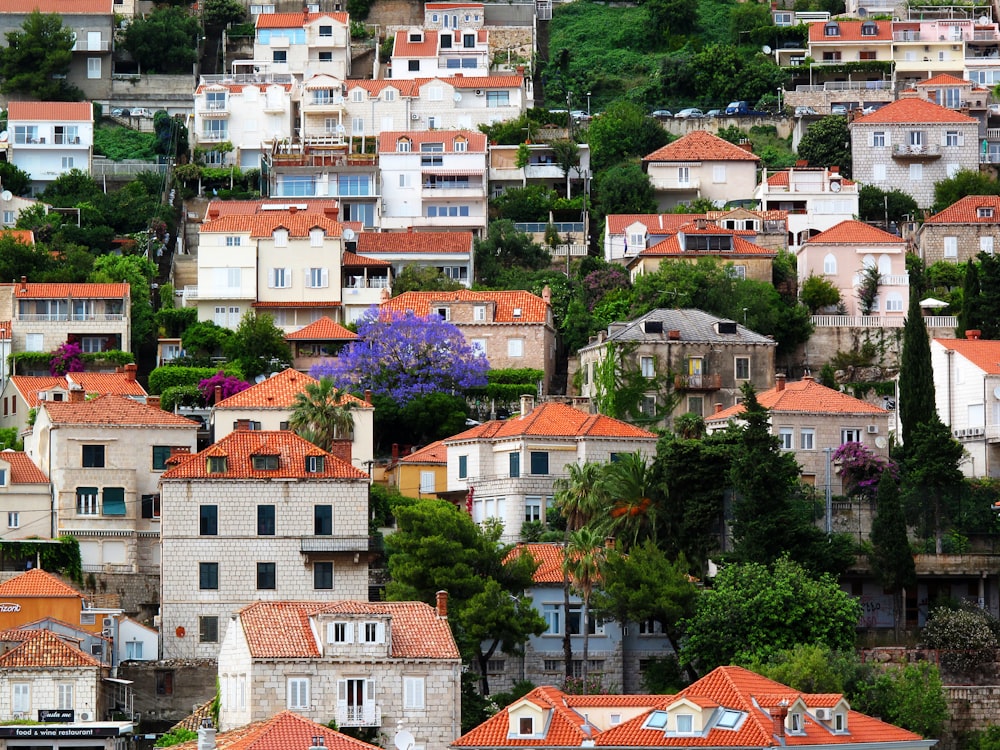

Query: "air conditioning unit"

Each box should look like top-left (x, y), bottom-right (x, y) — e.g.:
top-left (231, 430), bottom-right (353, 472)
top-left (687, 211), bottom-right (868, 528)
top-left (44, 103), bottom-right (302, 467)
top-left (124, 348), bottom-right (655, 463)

top-left (475, 89), bottom-right (484, 95)
top-left (102, 627), bottom-right (112, 637)
top-left (79, 711), bottom-right (94, 722)
top-left (12, 712), bottom-right (26, 720)
top-left (814, 708), bottom-right (832, 721)
top-left (866, 425), bottom-right (878, 434)
top-left (411, 113), bottom-right (420, 120)
top-left (103, 617), bottom-right (114, 628)
top-left (954, 428), bottom-right (964, 438)
top-left (972, 426), bottom-right (985, 436)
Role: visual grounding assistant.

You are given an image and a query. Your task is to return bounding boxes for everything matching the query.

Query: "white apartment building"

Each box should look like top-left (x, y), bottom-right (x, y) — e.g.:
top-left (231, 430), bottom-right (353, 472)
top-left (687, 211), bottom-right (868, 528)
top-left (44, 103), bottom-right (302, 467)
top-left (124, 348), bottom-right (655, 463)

top-left (7, 102), bottom-right (94, 194)
top-left (252, 10), bottom-right (351, 80)
top-left (389, 27), bottom-right (490, 80)
top-left (754, 167), bottom-right (860, 250)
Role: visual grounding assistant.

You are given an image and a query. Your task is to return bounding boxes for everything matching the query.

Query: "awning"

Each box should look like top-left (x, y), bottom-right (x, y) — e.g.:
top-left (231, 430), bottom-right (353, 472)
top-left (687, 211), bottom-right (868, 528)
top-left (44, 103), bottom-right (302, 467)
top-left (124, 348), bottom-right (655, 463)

top-left (420, 169), bottom-right (484, 176)
top-left (103, 677), bottom-right (133, 685)
top-left (919, 297), bottom-right (949, 308)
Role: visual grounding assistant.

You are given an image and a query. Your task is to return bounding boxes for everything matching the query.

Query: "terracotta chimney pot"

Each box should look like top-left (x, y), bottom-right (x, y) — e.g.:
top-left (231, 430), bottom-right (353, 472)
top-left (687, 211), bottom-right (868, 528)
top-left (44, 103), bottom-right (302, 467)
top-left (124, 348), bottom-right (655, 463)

top-left (775, 373), bottom-right (786, 392)
top-left (436, 590), bottom-right (448, 617)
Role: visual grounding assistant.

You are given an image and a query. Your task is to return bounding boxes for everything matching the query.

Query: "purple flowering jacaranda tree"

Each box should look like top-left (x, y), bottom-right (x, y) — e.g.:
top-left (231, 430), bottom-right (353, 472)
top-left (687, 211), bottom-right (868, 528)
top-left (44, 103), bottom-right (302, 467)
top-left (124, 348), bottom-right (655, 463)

top-left (310, 308), bottom-right (489, 404)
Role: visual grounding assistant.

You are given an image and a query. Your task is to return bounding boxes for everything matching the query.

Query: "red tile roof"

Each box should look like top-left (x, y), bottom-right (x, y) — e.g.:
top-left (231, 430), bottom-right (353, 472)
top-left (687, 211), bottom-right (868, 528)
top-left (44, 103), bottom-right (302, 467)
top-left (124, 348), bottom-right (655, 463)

top-left (161, 430), bottom-right (368, 480)
top-left (447, 402), bottom-right (657, 442)
top-left (214, 367), bottom-right (368, 409)
top-left (285, 316), bottom-right (359, 341)
top-left (2, 229), bottom-right (35, 246)
top-left (4, 282), bottom-right (128, 299)
top-left (706, 209), bottom-right (788, 224)
top-left (3, 0), bottom-right (111, 11)
top-left (806, 220), bottom-right (906, 245)
top-left (606, 214), bottom-right (704, 235)
top-left (444, 75), bottom-right (525, 89)
top-left (238, 600), bottom-right (460, 659)
top-left (398, 439), bottom-right (447, 465)
top-left (7, 102), bottom-right (94, 121)
top-left (644, 132), bottom-right (760, 163)
top-left (852, 97), bottom-right (977, 124)
top-left (924, 195), bottom-right (1000, 224)
top-left (808, 19), bottom-right (893, 42)
top-left (357, 231), bottom-right (473, 255)
top-left (200, 213), bottom-right (343, 238)
top-left (382, 290), bottom-right (549, 323)
top-left (934, 338), bottom-right (1000, 374)
top-left (343, 250), bottom-right (391, 267)
top-left (638, 233), bottom-right (775, 258)
top-left (507, 543), bottom-right (566, 584)
top-left (172, 711), bottom-right (381, 750)
top-left (0, 321), bottom-right (10, 340)
top-left (0, 630), bottom-right (102, 668)
top-left (394, 29), bottom-right (440, 57)
top-left (378, 130), bottom-right (488, 153)
top-left (252, 300), bottom-right (342, 308)
top-left (9, 374), bottom-right (147, 407)
top-left (205, 199), bottom-right (340, 218)
top-left (344, 79), bottom-right (419, 96)
top-left (256, 11), bottom-right (348, 27)
top-left (2, 451), bottom-right (49, 484)
top-left (41, 394), bottom-right (199, 427)
top-left (707, 377), bottom-right (889, 422)
top-left (0, 569), bottom-right (84, 599)
top-left (765, 170), bottom-right (856, 187)
top-left (916, 73), bottom-right (971, 87)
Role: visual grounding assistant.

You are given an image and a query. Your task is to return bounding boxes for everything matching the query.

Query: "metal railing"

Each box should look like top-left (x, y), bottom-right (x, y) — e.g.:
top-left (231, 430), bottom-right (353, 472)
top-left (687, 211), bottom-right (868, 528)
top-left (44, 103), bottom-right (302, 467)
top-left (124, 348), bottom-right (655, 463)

top-left (336, 704), bottom-right (381, 727)
top-left (514, 222), bottom-right (584, 233)
top-left (811, 315), bottom-right (957, 327)
top-left (17, 313), bottom-right (125, 322)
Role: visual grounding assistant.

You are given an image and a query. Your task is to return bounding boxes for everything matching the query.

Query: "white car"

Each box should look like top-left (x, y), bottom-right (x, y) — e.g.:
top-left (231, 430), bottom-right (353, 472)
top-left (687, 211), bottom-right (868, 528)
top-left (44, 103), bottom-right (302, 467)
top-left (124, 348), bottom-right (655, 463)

top-left (675, 108), bottom-right (705, 119)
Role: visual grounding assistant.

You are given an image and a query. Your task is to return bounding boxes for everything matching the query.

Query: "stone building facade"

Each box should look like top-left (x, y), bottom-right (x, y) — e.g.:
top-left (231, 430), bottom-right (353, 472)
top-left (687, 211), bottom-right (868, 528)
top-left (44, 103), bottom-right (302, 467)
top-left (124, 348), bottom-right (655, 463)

top-left (158, 430), bottom-right (370, 659)
top-left (917, 194), bottom-right (1000, 264)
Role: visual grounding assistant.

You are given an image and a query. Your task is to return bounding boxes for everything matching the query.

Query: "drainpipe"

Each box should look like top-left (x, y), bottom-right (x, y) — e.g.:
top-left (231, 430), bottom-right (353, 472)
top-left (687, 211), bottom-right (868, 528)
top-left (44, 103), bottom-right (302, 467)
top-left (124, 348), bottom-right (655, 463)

top-left (946, 349), bottom-right (954, 428)
top-left (48, 425), bottom-right (57, 539)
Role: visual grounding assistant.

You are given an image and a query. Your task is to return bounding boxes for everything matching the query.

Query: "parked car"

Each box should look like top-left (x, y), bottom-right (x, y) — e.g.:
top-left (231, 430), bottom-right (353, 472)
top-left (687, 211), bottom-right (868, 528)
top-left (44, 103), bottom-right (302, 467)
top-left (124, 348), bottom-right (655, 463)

top-left (861, 103), bottom-right (885, 115)
top-left (110, 108), bottom-right (126, 117)
top-left (651, 109), bottom-right (673, 118)
top-left (570, 110), bottom-right (591, 123)
top-left (705, 109), bottom-right (721, 118)
top-left (675, 108), bottom-right (705, 119)
top-left (725, 100), bottom-right (767, 116)
top-left (831, 104), bottom-right (849, 115)
top-left (989, 103), bottom-right (1000, 115)
top-left (794, 106), bottom-right (818, 117)
top-left (131, 108), bottom-right (153, 118)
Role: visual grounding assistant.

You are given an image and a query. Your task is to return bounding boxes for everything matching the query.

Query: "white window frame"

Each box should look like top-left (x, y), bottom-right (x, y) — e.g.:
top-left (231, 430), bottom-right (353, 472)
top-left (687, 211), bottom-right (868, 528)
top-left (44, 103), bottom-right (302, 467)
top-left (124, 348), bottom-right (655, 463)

top-left (12, 683), bottom-right (29, 714)
top-left (270, 267), bottom-right (291, 288)
top-left (943, 236), bottom-right (958, 258)
top-left (287, 677), bottom-right (310, 709)
top-left (823, 253), bottom-right (837, 275)
top-left (982, 236), bottom-right (995, 255)
top-left (419, 470), bottom-right (435, 494)
top-left (7, 511), bottom-right (18, 529)
top-left (779, 427), bottom-right (793, 450)
top-left (640, 356), bottom-right (654, 378)
top-left (508, 338), bottom-right (524, 357)
top-left (800, 428), bottom-right (815, 450)
top-left (57, 683), bottom-right (74, 710)
top-left (306, 267), bottom-right (329, 288)
top-left (87, 57), bottom-right (101, 79)
top-left (403, 676), bottom-right (425, 709)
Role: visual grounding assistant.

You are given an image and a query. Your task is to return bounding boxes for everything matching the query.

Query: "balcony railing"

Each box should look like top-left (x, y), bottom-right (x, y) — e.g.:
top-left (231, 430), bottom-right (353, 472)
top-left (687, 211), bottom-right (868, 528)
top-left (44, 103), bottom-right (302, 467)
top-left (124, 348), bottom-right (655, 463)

top-left (892, 143), bottom-right (941, 158)
top-left (811, 314), bottom-right (957, 327)
top-left (336, 704), bottom-right (381, 727)
top-left (17, 313), bottom-right (125, 322)
top-left (674, 373), bottom-right (722, 391)
top-left (72, 39), bottom-right (110, 52)
top-left (852, 272), bottom-right (909, 286)
top-left (300, 536), bottom-right (369, 553)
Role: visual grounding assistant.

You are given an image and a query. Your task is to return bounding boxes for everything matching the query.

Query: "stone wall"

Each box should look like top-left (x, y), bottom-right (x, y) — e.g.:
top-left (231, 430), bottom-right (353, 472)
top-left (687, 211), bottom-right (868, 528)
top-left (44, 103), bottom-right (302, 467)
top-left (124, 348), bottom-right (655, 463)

top-left (118, 659), bottom-right (218, 729)
top-left (796, 323), bottom-right (957, 373)
top-left (81, 571), bottom-right (160, 623)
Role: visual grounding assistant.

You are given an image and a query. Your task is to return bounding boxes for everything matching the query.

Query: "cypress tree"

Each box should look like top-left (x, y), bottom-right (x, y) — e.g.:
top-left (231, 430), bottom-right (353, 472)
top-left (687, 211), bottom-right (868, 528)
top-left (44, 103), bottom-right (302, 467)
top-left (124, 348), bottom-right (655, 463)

top-left (959, 259), bottom-right (980, 337)
top-left (869, 470), bottom-right (914, 638)
top-left (898, 291), bottom-right (936, 448)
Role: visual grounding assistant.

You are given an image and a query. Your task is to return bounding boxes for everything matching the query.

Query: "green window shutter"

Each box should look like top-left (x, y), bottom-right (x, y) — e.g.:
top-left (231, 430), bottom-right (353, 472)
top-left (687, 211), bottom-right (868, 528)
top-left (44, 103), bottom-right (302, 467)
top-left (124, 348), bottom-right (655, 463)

top-left (102, 487), bottom-right (126, 516)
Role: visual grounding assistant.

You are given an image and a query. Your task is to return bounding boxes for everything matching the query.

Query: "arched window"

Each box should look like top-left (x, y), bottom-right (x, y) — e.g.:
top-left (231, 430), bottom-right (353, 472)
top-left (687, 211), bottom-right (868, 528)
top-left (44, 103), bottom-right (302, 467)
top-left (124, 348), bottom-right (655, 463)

top-left (823, 253), bottom-right (837, 275)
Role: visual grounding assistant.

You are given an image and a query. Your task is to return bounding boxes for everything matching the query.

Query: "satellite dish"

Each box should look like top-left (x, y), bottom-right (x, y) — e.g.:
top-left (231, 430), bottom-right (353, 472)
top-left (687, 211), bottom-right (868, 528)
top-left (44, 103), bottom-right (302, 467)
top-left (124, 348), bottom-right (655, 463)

top-left (0, 131), bottom-right (7, 142)
top-left (762, 45), bottom-right (772, 54)
top-left (980, 15), bottom-right (991, 24)
top-left (993, 385), bottom-right (1000, 400)
top-left (857, 6), bottom-right (867, 15)
top-left (453, 91), bottom-right (463, 102)
top-left (0, 191), bottom-right (11, 202)
top-left (254, 374), bottom-right (267, 384)
top-left (343, 227), bottom-right (356, 241)
top-left (875, 436), bottom-right (887, 449)
top-left (395, 730), bottom-right (415, 750)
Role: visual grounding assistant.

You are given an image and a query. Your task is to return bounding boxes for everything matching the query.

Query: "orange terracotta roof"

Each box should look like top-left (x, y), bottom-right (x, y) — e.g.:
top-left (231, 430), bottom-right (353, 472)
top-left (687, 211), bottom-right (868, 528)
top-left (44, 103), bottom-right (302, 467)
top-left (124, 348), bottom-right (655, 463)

top-left (256, 11), bottom-right (347, 27)
top-left (808, 19), bottom-right (893, 42)
top-left (0, 569), bottom-right (84, 599)
top-left (200, 213), bottom-right (343, 238)
top-left (4, 282), bottom-right (128, 299)
top-left (852, 97), bottom-right (977, 124)
top-left (357, 231), bottom-right (473, 254)
top-left (0, 321), bottom-right (10, 339)
top-left (213, 367), bottom-right (367, 409)
top-left (426, 2), bottom-right (484, 8)
top-left (766, 170), bottom-right (855, 188)
top-left (343, 250), bottom-right (391, 267)
top-left (916, 73), bottom-right (971, 87)
top-left (606, 214), bottom-right (704, 235)
top-left (3, 0), bottom-right (111, 11)
top-left (506, 543), bottom-right (565, 584)
top-left (398, 439), bottom-right (447, 465)
top-left (707, 377), bottom-right (889, 422)
top-left (1, 229), bottom-right (35, 246)
top-left (924, 195), bottom-right (1000, 224)
top-left (644, 132), bottom-right (760, 163)
top-left (806, 220), bottom-right (906, 245)
top-left (343, 79), bottom-right (420, 96)
top-left (382, 289), bottom-right (549, 323)
top-left (2, 451), bottom-right (49, 484)
top-left (706, 209), bottom-right (788, 223)
top-left (172, 711), bottom-right (381, 750)
top-left (238, 600), bottom-right (460, 659)
top-left (935, 338), bottom-right (1000, 374)
top-left (0, 630), bottom-right (101, 668)
top-left (285, 316), bottom-right (358, 341)
top-left (161, 430), bottom-right (368, 480)
top-left (379, 129), bottom-right (487, 153)
top-left (41, 394), bottom-right (198, 427)
top-left (252, 300), bottom-right (342, 308)
top-left (7, 102), bottom-right (94, 121)
top-left (447, 402), bottom-right (657, 442)
top-left (205, 199), bottom-right (340, 218)
top-left (9, 374), bottom-right (147, 407)
top-left (638, 233), bottom-right (775, 259)
top-left (394, 29), bottom-right (440, 56)
top-left (445, 75), bottom-right (524, 89)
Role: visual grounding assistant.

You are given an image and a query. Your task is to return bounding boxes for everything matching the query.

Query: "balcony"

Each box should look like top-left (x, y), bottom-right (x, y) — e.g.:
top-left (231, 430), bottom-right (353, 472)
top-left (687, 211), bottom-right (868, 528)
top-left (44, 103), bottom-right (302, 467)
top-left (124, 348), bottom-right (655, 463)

top-left (72, 39), bottom-right (110, 52)
top-left (300, 536), bottom-right (369, 554)
top-left (674, 373), bottom-right (722, 391)
top-left (336, 704), bottom-right (381, 727)
top-left (198, 102), bottom-right (229, 118)
top-left (892, 143), bottom-right (941, 159)
top-left (649, 178), bottom-right (701, 191)
top-left (421, 182), bottom-right (486, 198)
top-left (200, 130), bottom-right (230, 143)
top-left (303, 94), bottom-right (346, 112)
top-left (182, 286), bottom-right (253, 303)
top-left (852, 272), bottom-right (908, 287)
top-left (811, 314), bottom-right (957, 328)
top-left (17, 313), bottom-right (125, 323)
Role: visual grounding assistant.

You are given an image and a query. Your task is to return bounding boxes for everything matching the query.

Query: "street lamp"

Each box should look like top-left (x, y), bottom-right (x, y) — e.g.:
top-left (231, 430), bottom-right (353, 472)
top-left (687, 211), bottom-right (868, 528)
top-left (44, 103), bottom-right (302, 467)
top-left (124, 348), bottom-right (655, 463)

top-left (566, 90), bottom-right (572, 130)
top-left (776, 87), bottom-right (782, 115)
top-left (586, 91), bottom-right (591, 116)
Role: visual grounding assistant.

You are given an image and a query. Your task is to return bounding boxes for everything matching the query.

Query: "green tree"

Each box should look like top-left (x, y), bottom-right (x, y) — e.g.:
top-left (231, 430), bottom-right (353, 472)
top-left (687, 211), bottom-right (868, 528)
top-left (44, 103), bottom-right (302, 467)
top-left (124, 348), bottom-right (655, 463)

top-left (921, 606), bottom-right (999, 674)
top-left (549, 138), bottom-right (581, 197)
top-left (288, 376), bottom-right (355, 451)
top-left (729, 2), bottom-right (772, 45)
top-left (641, 0), bottom-right (698, 40)
top-left (974, 251), bottom-right (1000, 339)
top-left (224, 311), bottom-right (292, 381)
top-left (898, 292), bottom-right (936, 448)
top-left (474, 220), bottom-right (551, 286)
top-left (490, 185), bottom-right (555, 222)
top-left (593, 163), bottom-right (657, 218)
top-left (869, 471), bottom-right (915, 637)
top-left (856, 264), bottom-right (882, 316)
top-left (800, 273), bottom-right (842, 313)
top-left (680, 556), bottom-right (862, 672)
top-left (123, 7), bottom-right (201, 74)
top-left (688, 45), bottom-right (788, 109)
top-left (851, 663), bottom-right (947, 738)
top-left (391, 264), bottom-right (465, 294)
top-left (931, 169), bottom-right (1000, 214)
top-left (960, 258), bottom-right (982, 337)
top-left (796, 115), bottom-right (852, 177)
top-left (88, 254), bottom-right (157, 359)
top-left (182, 321), bottom-right (234, 362)
top-left (600, 452), bottom-right (658, 549)
top-left (39, 169), bottom-right (102, 206)
top-left (903, 417), bottom-right (964, 553)
top-left (203, 0), bottom-right (246, 32)
top-left (0, 11), bottom-right (81, 101)
top-left (563, 527), bottom-right (605, 690)
top-left (0, 162), bottom-right (32, 197)
top-left (748, 644), bottom-right (864, 694)
top-left (585, 100), bottom-right (670, 171)
top-left (859, 185), bottom-right (919, 224)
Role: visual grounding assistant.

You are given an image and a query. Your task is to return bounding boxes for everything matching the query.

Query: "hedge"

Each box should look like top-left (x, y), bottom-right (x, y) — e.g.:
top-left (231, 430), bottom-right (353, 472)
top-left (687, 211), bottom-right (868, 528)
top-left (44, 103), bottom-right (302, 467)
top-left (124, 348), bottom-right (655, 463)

top-left (8, 350), bottom-right (134, 375)
top-left (159, 384), bottom-right (203, 411)
top-left (148, 366), bottom-right (224, 395)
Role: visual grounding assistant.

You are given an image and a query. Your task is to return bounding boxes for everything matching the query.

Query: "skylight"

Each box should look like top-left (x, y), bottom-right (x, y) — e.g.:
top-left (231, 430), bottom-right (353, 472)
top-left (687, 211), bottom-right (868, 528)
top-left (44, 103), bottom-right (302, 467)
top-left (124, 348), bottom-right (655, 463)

top-left (644, 712), bottom-right (668, 730)
top-left (716, 709), bottom-right (743, 729)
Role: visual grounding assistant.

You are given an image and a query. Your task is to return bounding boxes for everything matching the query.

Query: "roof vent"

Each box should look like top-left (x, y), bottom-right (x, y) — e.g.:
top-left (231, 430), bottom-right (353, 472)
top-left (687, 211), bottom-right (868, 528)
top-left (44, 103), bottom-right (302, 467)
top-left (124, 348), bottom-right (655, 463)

top-left (667, 329), bottom-right (681, 340)
top-left (718, 321), bottom-right (738, 334)
top-left (643, 320), bottom-right (663, 334)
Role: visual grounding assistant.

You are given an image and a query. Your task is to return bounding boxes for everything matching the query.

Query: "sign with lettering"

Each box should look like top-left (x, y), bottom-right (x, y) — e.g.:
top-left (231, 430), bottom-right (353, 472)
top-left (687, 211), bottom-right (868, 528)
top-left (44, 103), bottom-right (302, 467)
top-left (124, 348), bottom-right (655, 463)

top-left (0, 725), bottom-right (128, 739)
top-left (858, 594), bottom-right (894, 628)
top-left (0, 603), bottom-right (21, 612)
top-left (39, 709), bottom-right (75, 723)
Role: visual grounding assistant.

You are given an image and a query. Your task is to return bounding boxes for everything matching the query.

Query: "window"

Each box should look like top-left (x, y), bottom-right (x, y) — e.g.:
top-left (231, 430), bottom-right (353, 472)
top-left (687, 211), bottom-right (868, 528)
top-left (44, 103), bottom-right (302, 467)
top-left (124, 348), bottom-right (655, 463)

top-left (729, 264), bottom-right (747, 280)
top-left (944, 236), bottom-right (958, 258)
top-left (835, 713), bottom-right (846, 731)
top-left (87, 56), bottom-right (101, 78)
top-left (363, 621), bottom-right (383, 642)
top-left (257, 505), bottom-right (276, 535)
top-left (644, 712), bottom-right (668, 729)
top-left (800, 428), bottom-right (815, 450)
top-left (225, 235), bottom-right (241, 247)
top-left (141, 494), bottom-right (160, 519)
top-left (509, 452), bottom-right (520, 478)
top-left (125, 641), bottom-right (143, 660)
top-left (713, 165), bottom-right (726, 183)
top-left (841, 428), bottom-right (861, 444)
top-left (7, 511), bottom-right (18, 529)
top-left (61, 157), bottom-right (74, 170)
top-left (199, 562), bottom-right (219, 590)
top-left (508, 338), bottom-right (524, 357)
top-left (314, 562), bottom-right (334, 589)
top-left (525, 496), bottom-right (542, 522)
top-left (530, 451), bottom-right (549, 475)
top-left (872, 131), bottom-right (885, 147)
top-left (318, 24), bottom-right (333, 36)
top-left (519, 718), bottom-right (534, 735)
top-left (306, 456), bottom-right (325, 473)
top-left (823, 254), bottom-right (837, 275)
top-left (791, 713), bottom-right (802, 732)
top-left (12, 683), bottom-right (29, 714)
top-left (331, 622), bottom-right (351, 642)
top-left (82, 444), bottom-right (105, 467)
top-left (909, 130), bottom-right (923, 147)
top-left (270, 267), bottom-right (291, 288)
top-left (910, 163), bottom-right (923, 181)
top-left (420, 470), bottom-right (435, 494)
top-left (55, 682), bottom-right (74, 710)
top-left (200, 615), bottom-right (219, 642)
top-left (982, 236), bottom-right (995, 255)
top-left (257, 562), bottom-right (276, 589)
top-left (315, 505), bottom-right (333, 535)
top-left (486, 91), bottom-right (509, 107)
top-left (487, 659), bottom-right (505, 673)
top-left (404, 676), bottom-right (425, 709)
top-left (687, 396), bottom-right (703, 417)
top-left (677, 166), bottom-right (690, 186)
top-left (76, 487), bottom-right (98, 515)
top-left (200, 505), bottom-right (218, 535)
top-left (155, 671), bottom-right (174, 696)
top-left (676, 714), bottom-right (693, 733)
top-left (207, 456), bottom-right (227, 474)
top-left (273, 50), bottom-right (287, 63)
top-left (945, 131), bottom-right (961, 147)
top-left (542, 604), bottom-right (561, 634)
top-left (717, 709), bottom-right (742, 729)
top-left (434, 306), bottom-right (451, 321)
top-left (640, 356), bottom-right (654, 378)
top-left (474, 305), bottom-right (486, 321)
top-left (408, 59), bottom-right (420, 71)
top-left (735, 357), bottom-right (750, 380)
top-left (885, 293), bottom-right (904, 312)
top-left (978, 206), bottom-right (995, 218)
top-left (454, 138), bottom-right (467, 152)
top-left (252, 454), bottom-right (280, 471)
top-left (458, 455), bottom-right (468, 479)
top-left (779, 427), bottom-right (793, 450)
top-left (288, 678), bottom-right (310, 709)
top-left (641, 394), bottom-right (657, 416)
top-left (103, 487), bottom-right (126, 516)
top-left (152, 446), bottom-right (176, 471)
top-left (2, 211), bottom-right (15, 225)
top-left (873, 164), bottom-right (887, 182)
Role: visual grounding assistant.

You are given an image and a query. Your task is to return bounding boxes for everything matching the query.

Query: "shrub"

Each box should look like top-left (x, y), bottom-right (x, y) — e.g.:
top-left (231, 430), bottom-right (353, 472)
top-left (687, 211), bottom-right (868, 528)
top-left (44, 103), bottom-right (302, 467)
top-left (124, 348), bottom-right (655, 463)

top-left (197, 370), bottom-right (251, 404)
top-left (49, 341), bottom-right (84, 376)
top-left (148, 366), bottom-right (226, 394)
top-left (921, 606), bottom-right (999, 673)
top-left (159, 385), bottom-right (203, 411)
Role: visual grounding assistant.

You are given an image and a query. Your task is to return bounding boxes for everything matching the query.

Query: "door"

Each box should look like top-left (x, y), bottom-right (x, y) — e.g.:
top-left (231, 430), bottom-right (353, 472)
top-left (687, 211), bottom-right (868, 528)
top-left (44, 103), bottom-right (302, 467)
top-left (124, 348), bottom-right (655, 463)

top-left (338, 679), bottom-right (374, 723)
top-left (688, 357), bottom-right (703, 388)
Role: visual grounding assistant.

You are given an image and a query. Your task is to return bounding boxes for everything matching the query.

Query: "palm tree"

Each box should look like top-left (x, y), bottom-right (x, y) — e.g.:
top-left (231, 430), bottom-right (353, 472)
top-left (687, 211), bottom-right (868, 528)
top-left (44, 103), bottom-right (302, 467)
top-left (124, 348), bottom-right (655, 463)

top-left (288, 376), bottom-right (355, 452)
top-left (563, 526), bottom-right (605, 693)
top-left (600, 452), bottom-right (657, 551)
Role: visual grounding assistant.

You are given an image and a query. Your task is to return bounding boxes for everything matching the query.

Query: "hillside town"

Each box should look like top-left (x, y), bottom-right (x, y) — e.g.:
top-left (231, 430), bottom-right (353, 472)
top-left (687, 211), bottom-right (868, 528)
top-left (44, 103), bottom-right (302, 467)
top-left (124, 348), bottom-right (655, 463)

top-left (5, 0), bottom-right (1000, 750)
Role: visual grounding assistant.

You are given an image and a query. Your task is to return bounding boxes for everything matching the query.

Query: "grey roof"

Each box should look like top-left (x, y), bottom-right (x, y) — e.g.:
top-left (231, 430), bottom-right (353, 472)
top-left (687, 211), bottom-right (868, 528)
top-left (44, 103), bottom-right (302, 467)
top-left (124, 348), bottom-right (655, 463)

top-left (580, 309), bottom-right (777, 350)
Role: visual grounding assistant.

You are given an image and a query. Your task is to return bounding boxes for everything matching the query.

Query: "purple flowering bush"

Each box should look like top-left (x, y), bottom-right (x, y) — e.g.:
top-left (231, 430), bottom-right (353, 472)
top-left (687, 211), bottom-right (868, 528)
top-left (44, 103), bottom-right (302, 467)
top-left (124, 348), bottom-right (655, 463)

top-left (197, 371), bottom-right (251, 404)
top-left (833, 441), bottom-right (898, 497)
top-left (50, 342), bottom-right (85, 376)
top-left (311, 308), bottom-right (489, 404)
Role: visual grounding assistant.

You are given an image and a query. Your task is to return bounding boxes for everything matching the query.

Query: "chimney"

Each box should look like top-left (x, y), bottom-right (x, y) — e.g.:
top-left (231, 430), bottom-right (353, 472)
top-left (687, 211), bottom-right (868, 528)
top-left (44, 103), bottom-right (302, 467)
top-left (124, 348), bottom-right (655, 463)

top-left (197, 718), bottom-right (216, 750)
top-left (695, 218), bottom-right (708, 230)
top-left (829, 165), bottom-right (840, 174)
top-left (775, 373), bottom-right (786, 392)
top-left (392, 443), bottom-right (399, 461)
top-left (771, 703), bottom-right (788, 738)
top-left (714, 402), bottom-right (723, 414)
top-left (303, 5), bottom-right (309, 20)
top-left (68, 386), bottom-right (85, 403)
top-left (667, 330), bottom-right (681, 340)
top-left (19, 276), bottom-right (27, 293)
top-left (967, 329), bottom-right (982, 340)
top-left (364, 389), bottom-right (372, 405)
top-left (738, 139), bottom-right (754, 153)
top-left (516, 64), bottom-right (525, 75)
top-left (289, 205), bottom-right (298, 214)
top-left (214, 385), bottom-right (222, 404)
top-left (520, 394), bottom-right (534, 416)
top-left (324, 205), bottom-right (339, 221)
top-left (124, 363), bottom-right (138, 382)
top-left (436, 590), bottom-right (448, 617)
top-left (208, 206), bottom-right (220, 220)
top-left (604, 536), bottom-right (615, 549)
top-left (407, 226), bottom-right (414, 233)
top-left (542, 285), bottom-right (552, 305)
top-left (328, 439), bottom-right (352, 464)
top-left (147, 395), bottom-right (161, 409)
